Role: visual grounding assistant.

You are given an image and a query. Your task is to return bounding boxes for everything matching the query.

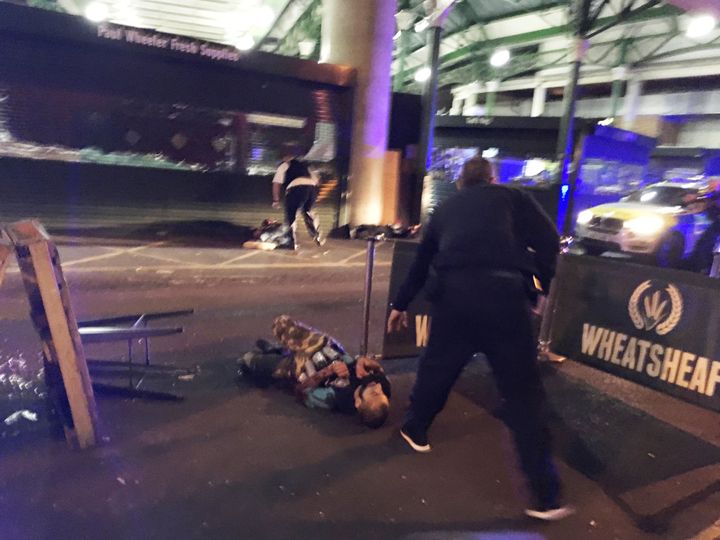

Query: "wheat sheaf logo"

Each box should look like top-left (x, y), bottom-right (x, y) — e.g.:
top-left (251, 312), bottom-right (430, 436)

top-left (628, 280), bottom-right (683, 335)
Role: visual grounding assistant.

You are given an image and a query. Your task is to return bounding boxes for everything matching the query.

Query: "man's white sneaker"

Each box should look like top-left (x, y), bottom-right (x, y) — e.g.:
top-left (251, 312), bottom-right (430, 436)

top-left (400, 428), bottom-right (431, 453)
top-left (524, 506), bottom-right (576, 521)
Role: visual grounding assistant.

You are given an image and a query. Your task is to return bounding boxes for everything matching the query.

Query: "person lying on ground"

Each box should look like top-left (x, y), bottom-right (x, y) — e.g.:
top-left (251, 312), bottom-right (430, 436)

top-left (238, 316), bottom-right (391, 429)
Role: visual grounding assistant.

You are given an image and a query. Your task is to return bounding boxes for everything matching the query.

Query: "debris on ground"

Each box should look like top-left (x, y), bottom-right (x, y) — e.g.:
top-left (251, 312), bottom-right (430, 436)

top-left (351, 224), bottom-right (421, 241)
top-left (3, 409), bottom-right (38, 425)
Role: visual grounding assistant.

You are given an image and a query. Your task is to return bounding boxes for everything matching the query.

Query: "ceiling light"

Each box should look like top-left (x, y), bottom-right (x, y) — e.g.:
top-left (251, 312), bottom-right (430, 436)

top-left (236, 35), bottom-right (255, 51)
top-left (85, 2), bottom-right (109, 23)
top-left (415, 66), bottom-right (431, 82)
top-left (686, 13), bottom-right (716, 38)
top-left (490, 48), bottom-right (510, 67)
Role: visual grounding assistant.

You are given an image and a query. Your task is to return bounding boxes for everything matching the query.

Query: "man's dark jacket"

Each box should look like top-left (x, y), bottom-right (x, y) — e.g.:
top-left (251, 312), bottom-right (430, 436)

top-left (393, 184), bottom-right (560, 311)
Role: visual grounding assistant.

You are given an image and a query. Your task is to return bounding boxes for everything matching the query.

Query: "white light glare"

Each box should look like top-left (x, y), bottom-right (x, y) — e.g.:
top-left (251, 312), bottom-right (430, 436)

top-left (482, 147), bottom-right (499, 159)
top-left (254, 5), bottom-right (276, 27)
top-left (524, 158), bottom-right (545, 177)
top-left (577, 210), bottom-right (593, 225)
top-left (686, 13), bottom-right (717, 38)
top-left (415, 66), bottom-right (432, 82)
top-left (414, 19), bottom-right (429, 33)
top-left (298, 40), bottom-right (316, 57)
top-left (490, 48), bottom-right (511, 67)
top-left (236, 35), bottom-right (256, 51)
top-left (640, 191), bottom-right (657, 203)
top-left (85, 2), bottom-right (110, 22)
top-left (624, 215), bottom-right (665, 235)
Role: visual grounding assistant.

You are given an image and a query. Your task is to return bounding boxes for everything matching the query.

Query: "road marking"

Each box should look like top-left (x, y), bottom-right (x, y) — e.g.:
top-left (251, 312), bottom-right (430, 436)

top-left (128, 251), bottom-right (205, 267)
top-left (216, 250), bottom-right (261, 266)
top-left (338, 250), bottom-right (368, 264)
top-left (5, 261), bottom-right (391, 273)
top-left (62, 242), bottom-right (165, 267)
top-left (61, 248), bottom-right (127, 267)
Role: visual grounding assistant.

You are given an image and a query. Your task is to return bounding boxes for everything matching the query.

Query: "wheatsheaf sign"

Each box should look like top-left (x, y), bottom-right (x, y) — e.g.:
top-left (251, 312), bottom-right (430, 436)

top-left (550, 255), bottom-right (720, 412)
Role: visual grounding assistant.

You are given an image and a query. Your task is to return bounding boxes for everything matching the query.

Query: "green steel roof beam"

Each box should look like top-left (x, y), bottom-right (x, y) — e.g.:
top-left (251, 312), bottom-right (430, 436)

top-left (396, 2), bottom-right (680, 85)
top-left (585, 0), bottom-right (662, 38)
top-left (434, 30), bottom-right (684, 86)
top-left (639, 37), bottom-right (720, 64)
top-left (257, 0), bottom-right (302, 50)
top-left (273, 0), bottom-right (320, 53)
top-left (391, 0), bottom-right (567, 60)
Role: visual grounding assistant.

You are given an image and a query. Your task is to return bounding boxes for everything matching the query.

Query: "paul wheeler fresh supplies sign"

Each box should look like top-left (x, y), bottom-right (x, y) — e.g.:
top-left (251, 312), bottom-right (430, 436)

top-left (550, 256), bottom-right (720, 412)
top-left (97, 24), bottom-right (242, 63)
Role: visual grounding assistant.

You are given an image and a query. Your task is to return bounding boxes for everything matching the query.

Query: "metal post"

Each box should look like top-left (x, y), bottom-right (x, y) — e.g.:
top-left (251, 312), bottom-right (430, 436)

top-left (711, 238), bottom-right (720, 277)
top-left (537, 280), bottom-right (559, 360)
top-left (485, 80), bottom-right (499, 117)
top-left (557, 0), bottom-right (592, 236)
top-left (395, 31), bottom-right (408, 92)
top-left (360, 237), bottom-right (378, 356)
top-left (537, 241), bottom-right (572, 361)
top-left (610, 78), bottom-right (624, 118)
top-left (413, 25), bottom-right (442, 224)
top-left (610, 43), bottom-right (629, 118)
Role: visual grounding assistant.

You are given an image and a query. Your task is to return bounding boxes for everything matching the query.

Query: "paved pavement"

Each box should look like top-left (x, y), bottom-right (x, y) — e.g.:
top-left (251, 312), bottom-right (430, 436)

top-left (1, 230), bottom-right (719, 540)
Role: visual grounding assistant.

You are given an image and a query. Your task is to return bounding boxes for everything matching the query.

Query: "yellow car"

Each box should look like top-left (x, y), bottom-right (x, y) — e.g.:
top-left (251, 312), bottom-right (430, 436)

top-left (574, 181), bottom-right (713, 267)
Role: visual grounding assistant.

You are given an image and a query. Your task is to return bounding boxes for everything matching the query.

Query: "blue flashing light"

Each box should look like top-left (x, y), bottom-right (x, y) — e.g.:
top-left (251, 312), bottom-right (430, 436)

top-left (561, 184), bottom-right (570, 199)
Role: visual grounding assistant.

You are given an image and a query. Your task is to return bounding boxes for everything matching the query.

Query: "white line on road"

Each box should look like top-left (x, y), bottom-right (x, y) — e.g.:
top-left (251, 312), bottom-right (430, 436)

top-left (216, 250), bottom-right (261, 266)
top-left (61, 242), bottom-right (166, 267)
top-left (6, 261), bottom-right (391, 273)
top-left (338, 250), bottom-right (368, 265)
top-left (128, 251), bottom-right (206, 267)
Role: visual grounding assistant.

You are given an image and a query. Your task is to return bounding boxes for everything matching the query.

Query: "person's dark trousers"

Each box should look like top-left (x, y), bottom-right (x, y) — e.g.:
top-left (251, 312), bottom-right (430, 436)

top-left (284, 185), bottom-right (320, 247)
top-left (403, 268), bottom-right (561, 509)
top-left (240, 352), bottom-right (286, 387)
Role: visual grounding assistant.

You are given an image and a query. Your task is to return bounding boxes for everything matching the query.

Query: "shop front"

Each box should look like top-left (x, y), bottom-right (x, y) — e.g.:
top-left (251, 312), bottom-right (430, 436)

top-left (0, 3), bottom-right (354, 229)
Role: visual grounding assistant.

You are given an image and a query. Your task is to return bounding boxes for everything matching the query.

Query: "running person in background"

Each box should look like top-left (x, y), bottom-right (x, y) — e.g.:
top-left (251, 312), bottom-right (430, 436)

top-left (272, 148), bottom-right (324, 249)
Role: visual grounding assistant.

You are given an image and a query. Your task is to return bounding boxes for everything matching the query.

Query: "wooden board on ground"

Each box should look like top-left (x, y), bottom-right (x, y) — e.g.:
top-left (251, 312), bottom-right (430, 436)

top-left (0, 231), bottom-right (12, 288)
top-left (5, 220), bottom-right (98, 448)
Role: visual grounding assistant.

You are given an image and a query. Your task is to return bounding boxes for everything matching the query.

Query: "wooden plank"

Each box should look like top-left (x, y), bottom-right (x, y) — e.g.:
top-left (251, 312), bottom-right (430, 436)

top-left (0, 233), bottom-right (12, 288)
top-left (29, 242), bottom-right (98, 448)
top-left (7, 220), bottom-right (98, 448)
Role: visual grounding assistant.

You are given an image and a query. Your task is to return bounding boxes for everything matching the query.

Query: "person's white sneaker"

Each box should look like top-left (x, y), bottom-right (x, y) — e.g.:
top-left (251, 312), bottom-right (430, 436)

top-left (400, 427), bottom-right (431, 453)
top-left (524, 506), bottom-right (576, 521)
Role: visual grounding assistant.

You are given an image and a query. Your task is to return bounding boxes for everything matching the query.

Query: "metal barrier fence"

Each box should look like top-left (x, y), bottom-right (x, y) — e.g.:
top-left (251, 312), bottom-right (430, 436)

top-left (377, 241), bottom-right (720, 413)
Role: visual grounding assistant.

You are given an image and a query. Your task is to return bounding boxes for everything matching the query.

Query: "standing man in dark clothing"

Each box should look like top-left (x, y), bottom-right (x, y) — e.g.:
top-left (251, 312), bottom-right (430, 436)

top-left (387, 157), bottom-right (572, 521)
top-left (272, 150), bottom-right (324, 249)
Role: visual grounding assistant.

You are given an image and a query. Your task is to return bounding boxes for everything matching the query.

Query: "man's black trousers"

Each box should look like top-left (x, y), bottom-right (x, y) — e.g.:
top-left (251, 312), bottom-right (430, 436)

top-left (284, 185), bottom-right (320, 245)
top-left (404, 268), bottom-right (561, 508)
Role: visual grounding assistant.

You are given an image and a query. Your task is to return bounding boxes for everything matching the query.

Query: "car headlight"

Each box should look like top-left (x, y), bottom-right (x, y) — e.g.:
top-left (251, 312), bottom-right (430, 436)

top-left (624, 215), bottom-right (665, 235)
top-left (577, 210), bottom-right (593, 225)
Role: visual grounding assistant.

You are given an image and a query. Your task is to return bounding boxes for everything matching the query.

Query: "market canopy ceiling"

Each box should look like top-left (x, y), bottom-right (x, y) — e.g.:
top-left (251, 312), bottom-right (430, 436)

top-left (47, 0), bottom-right (720, 94)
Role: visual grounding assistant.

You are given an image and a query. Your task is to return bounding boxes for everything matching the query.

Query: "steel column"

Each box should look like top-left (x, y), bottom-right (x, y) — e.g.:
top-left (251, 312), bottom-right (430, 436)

top-left (557, 0), bottom-right (592, 236)
top-left (413, 25), bottom-right (442, 224)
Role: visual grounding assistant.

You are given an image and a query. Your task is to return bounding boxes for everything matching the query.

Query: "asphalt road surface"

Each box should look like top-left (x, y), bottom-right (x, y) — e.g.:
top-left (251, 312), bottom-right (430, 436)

top-left (1, 231), bottom-right (719, 540)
